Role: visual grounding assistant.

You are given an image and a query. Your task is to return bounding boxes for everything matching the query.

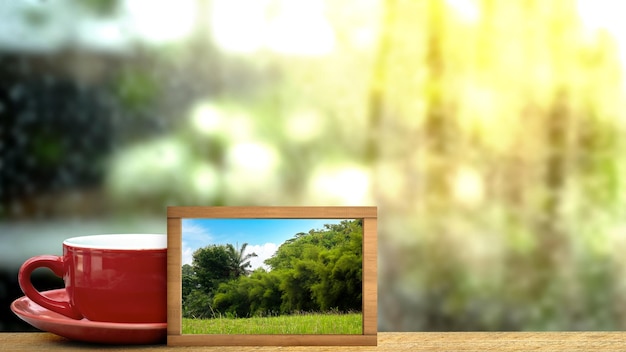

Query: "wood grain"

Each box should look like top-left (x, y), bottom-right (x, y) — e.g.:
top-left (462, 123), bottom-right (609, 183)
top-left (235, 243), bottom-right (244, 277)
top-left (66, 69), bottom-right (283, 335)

top-left (4, 332), bottom-right (626, 351)
top-left (167, 206), bottom-right (377, 219)
top-left (168, 334), bottom-right (377, 346)
top-left (363, 217), bottom-right (377, 335)
top-left (166, 217), bottom-right (182, 336)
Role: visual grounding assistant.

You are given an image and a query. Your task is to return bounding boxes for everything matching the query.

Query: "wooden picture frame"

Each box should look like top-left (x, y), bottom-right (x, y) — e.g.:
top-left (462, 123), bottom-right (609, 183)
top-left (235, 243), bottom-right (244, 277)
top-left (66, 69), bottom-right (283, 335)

top-left (167, 206), bottom-right (377, 346)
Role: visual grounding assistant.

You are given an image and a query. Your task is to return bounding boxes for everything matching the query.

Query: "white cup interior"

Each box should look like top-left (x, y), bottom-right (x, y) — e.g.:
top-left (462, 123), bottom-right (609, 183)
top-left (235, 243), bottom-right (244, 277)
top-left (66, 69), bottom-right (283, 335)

top-left (63, 234), bottom-right (166, 250)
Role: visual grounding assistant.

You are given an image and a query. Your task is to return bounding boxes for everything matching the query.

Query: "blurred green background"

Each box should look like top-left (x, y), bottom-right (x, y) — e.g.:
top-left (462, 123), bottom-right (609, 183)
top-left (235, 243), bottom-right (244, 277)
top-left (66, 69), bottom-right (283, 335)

top-left (2, 0), bottom-right (626, 332)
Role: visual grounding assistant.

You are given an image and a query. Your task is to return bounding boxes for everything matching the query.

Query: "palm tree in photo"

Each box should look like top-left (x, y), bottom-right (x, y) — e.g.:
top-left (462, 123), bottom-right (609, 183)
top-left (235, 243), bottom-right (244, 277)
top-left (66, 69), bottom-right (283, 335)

top-left (226, 242), bottom-right (258, 278)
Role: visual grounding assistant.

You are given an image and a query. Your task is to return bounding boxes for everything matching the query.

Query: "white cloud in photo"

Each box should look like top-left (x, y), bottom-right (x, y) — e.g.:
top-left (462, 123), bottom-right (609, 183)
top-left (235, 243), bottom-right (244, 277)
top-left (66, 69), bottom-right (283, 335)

top-left (181, 221), bottom-right (214, 266)
top-left (245, 243), bottom-right (279, 271)
top-left (182, 243), bottom-right (194, 266)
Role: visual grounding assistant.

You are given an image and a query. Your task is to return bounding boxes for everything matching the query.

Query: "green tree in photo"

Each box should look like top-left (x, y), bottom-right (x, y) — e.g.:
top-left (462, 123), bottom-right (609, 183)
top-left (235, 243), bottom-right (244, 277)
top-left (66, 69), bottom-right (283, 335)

top-left (182, 264), bottom-right (198, 299)
top-left (251, 270), bottom-right (283, 315)
top-left (184, 220), bottom-right (363, 319)
top-left (182, 242), bottom-right (258, 318)
top-left (212, 268), bottom-right (283, 317)
top-left (264, 219), bottom-right (363, 314)
top-left (225, 242), bottom-right (258, 278)
top-left (277, 259), bottom-right (322, 313)
top-left (212, 276), bottom-right (252, 317)
top-left (191, 244), bottom-right (233, 294)
top-left (183, 289), bottom-right (214, 319)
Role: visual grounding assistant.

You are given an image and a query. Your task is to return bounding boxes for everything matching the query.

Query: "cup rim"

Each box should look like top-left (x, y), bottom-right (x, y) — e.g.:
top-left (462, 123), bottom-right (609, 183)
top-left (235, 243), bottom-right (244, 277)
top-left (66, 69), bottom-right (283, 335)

top-left (63, 234), bottom-right (167, 250)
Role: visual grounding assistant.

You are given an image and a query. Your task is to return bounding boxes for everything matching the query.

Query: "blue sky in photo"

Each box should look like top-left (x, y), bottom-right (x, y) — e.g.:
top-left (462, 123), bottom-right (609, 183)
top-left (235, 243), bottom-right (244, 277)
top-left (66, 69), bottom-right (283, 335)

top-left (181, 218), bottom-right (347, 269)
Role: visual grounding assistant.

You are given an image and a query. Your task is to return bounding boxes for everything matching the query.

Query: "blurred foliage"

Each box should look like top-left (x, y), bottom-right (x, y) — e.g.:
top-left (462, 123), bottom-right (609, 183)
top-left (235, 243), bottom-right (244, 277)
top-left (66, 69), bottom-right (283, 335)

top-left (114, 69), bottom-right (160, 111)
top-left (78, 0), bottom-right (120, 17)
top-left (3, 0), bottom-right (626, 332)
top-left (372, 0), bottom-right (626, 331)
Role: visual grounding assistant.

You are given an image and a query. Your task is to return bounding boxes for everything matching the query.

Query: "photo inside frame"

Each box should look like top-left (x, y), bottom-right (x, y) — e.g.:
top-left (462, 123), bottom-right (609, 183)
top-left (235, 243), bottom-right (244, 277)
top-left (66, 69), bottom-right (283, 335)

top-left (181, 218), bottom-right (364, 335)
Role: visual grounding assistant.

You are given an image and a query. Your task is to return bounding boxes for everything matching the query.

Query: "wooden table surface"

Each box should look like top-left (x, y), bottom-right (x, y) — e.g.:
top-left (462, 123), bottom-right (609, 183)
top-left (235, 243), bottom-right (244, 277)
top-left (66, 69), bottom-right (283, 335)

top-left (2, 332), bottom-right (626, 351)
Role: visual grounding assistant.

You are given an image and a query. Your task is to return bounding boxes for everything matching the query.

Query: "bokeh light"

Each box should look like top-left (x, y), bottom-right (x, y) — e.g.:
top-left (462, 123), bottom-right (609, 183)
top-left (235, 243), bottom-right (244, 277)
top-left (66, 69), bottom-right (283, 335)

top-left (2, 0), bottom-right (626, 333)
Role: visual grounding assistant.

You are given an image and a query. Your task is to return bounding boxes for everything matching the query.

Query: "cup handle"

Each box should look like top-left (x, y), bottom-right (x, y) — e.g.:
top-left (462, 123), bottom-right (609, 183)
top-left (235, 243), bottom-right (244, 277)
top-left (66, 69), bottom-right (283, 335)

top-left (18, 255), bottom-right (83, 320)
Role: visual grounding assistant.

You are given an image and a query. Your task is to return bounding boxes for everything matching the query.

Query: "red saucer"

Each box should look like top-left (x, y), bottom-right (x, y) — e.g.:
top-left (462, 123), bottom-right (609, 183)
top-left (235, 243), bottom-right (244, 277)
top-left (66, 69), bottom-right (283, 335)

top-left (11, 289), bottom-right (166, 345)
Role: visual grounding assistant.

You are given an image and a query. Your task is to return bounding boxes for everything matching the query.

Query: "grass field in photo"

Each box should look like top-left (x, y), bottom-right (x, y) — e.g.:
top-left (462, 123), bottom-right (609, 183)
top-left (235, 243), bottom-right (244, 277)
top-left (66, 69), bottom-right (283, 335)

top-left (182, 312), bottom-right (362, 335)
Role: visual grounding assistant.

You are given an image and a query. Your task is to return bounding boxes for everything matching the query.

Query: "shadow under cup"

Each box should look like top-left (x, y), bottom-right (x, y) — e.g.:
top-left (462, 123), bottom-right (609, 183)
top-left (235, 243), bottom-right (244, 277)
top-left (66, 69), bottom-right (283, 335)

top-left (18, 234), bottom-right (167, 324)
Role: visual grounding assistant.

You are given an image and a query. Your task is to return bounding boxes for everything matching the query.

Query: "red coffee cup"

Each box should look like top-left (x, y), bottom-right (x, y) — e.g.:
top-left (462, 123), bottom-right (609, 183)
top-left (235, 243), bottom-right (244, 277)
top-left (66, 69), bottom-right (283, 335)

top-left (18, 234), bottom-right (167, 323)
